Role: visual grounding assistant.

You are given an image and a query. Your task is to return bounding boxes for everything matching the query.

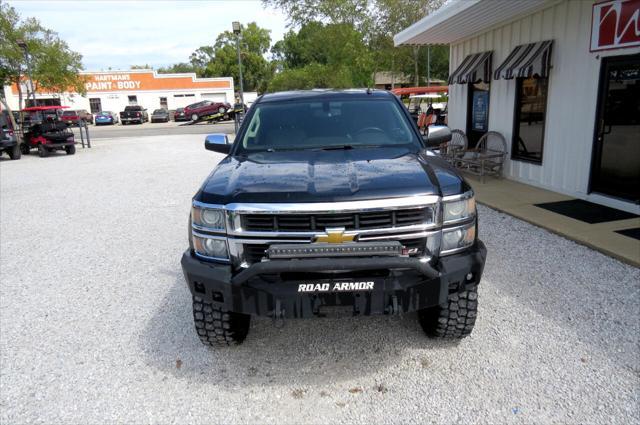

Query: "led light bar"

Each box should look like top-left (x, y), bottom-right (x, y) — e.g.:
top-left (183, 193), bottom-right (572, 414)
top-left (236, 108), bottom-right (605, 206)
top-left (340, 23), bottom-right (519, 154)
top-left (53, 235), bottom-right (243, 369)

top-left (267, 242), bottom-right (405, 259)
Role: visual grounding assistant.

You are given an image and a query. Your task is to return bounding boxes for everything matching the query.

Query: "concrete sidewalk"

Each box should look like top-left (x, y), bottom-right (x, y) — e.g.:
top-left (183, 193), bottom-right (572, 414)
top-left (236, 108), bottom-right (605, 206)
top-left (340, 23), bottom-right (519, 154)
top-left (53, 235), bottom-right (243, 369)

top-left (469, 177), bottom-right (640, 267)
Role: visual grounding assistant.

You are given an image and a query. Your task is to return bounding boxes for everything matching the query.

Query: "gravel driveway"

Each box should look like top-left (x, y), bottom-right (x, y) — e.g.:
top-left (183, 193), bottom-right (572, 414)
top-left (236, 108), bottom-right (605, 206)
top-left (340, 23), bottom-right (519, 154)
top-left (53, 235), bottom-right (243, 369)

top-left (1, 135), bottom-right (638, 424)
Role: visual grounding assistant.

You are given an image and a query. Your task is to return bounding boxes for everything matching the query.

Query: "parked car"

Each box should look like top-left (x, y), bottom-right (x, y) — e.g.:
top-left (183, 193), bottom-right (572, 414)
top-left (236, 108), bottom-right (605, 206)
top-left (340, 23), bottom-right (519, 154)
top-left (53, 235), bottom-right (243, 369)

top-left (95, 111), bottom-right (119, 125)
top-left (20, 106), bottom-right (75, 157)
top-left (120, 105), bottom-right (148, 125)
top-left (61, 109), bottom-right (93, 126)
top-left (173, 107), bottom-right (189, 122)
top-left (181, 89), bottom-right (486, 347)
top-left (150, 109), bottom-right (170, 123)
top-left (0, 110), bottom-right (21, 160)
top-left (183, 100), bottom-right (231, 122)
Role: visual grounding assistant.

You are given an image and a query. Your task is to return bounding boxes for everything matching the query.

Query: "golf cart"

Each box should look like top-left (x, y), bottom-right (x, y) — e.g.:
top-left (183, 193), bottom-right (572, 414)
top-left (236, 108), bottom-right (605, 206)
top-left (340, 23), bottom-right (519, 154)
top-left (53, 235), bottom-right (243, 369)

top-left (407, 93), bottom-right (448, 126)
top-left (20, 106), bottom-right (76, 157)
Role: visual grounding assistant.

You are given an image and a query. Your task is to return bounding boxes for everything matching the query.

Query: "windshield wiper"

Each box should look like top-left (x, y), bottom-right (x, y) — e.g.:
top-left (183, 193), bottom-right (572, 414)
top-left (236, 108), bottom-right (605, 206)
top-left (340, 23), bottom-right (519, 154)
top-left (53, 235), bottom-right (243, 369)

top-left (319, 145), bottom-right (355, 151)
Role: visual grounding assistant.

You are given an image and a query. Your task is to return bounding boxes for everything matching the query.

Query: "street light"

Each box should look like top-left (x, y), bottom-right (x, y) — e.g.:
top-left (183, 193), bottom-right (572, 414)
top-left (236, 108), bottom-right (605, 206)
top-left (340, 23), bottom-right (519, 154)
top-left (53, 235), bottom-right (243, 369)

top-left (16, 38), bottom-right (36, 106)
top-left (232, 21), bottom-right (245, 108)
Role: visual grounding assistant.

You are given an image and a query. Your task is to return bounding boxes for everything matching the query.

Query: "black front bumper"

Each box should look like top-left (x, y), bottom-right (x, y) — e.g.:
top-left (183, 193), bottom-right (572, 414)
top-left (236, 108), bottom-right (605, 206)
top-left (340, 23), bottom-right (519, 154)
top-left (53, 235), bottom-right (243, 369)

top-left (181, 241), bottom-right (486, 319)
top-left (43, 141), bottom-right (74, 149)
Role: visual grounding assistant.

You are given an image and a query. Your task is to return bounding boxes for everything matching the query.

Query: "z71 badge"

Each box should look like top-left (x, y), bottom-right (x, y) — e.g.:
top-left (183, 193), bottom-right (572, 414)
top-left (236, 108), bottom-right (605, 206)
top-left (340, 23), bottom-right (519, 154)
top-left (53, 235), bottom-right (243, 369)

top-left (298, 281), bottom-right (375, 292)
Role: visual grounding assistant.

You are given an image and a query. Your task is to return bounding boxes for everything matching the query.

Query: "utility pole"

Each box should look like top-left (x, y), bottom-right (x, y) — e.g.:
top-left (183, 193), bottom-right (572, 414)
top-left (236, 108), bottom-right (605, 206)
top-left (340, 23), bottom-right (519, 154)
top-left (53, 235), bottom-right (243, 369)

top-left (427, 46), bottom-right (431, 87)
top-left (16, 38), bottom-right (36, 107)
top-left (232, 22), bottom-right (245, 107)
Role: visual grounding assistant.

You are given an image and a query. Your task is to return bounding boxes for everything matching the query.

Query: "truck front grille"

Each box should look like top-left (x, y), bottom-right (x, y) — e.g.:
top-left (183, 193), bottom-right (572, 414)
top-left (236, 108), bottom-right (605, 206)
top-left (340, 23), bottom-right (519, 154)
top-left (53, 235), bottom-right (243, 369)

top-left (241, 208), bottom-right (432, 232)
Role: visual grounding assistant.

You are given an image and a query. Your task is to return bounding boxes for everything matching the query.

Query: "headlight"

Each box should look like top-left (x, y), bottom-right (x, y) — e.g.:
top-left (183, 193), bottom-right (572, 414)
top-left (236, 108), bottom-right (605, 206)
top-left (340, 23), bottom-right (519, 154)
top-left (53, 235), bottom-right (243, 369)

top-left (192, 206), bottom-right (226, 231)
top-left (441, 221), bottom-right (476, 255)
top-left (443, 193), bottom-right (476, 224)
top-left (193, 235), bottom-right (229, 259)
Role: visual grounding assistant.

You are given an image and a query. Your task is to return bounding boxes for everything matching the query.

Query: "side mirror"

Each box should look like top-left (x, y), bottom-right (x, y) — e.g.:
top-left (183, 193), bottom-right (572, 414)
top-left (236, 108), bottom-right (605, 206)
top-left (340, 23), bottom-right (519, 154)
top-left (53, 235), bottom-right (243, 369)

top-left (423, 125), bottom-right (452, 147)
top-left (205, 133), bottom-right (231, 154)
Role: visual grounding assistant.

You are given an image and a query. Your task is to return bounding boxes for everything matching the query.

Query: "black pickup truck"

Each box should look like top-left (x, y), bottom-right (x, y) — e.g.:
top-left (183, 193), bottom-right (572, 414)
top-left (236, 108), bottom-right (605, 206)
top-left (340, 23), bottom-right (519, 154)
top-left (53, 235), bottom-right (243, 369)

top-left (120, 105), bottom-right (148, 125)
top-left (181, 89), bottom-right (486, 347)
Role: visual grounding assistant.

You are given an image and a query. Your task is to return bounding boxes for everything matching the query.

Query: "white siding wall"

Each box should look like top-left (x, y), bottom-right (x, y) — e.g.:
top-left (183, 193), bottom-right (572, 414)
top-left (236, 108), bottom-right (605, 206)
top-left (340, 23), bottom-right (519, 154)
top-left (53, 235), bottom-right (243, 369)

top-left (448, 0), bottom-right (640, 212)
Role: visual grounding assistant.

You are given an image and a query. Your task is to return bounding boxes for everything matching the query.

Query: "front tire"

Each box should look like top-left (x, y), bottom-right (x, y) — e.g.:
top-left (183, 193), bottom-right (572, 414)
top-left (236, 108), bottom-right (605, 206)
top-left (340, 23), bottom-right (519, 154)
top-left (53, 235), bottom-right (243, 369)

top-left (192, 296), bottom-right (250, 347)
top-left (418, 285), bottom-right (478, 339)
top-left (191, 113), bottom-right (199, 122)
top-left (37, 144), bottom-right (49, 158)
top-left (65, 145), bottom-right (76, 155)
top-left (8, 144), bottom-right (21, 160)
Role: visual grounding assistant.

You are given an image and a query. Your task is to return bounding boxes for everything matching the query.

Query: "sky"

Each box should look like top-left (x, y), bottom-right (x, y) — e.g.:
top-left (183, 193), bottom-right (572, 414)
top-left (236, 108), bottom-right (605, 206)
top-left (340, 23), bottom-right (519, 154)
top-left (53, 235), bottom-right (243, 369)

top-left (8, 0), bottom-right (289, 71)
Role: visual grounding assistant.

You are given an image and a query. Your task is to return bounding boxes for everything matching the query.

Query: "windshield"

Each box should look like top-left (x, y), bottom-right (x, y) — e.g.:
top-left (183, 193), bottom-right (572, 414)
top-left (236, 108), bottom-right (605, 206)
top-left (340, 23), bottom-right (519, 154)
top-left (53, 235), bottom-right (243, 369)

top-left (153, 109), bottom-right (165, 114)
top-left (98, 111), bottom-right (111, 115)
top-left (62, 111), bottom-right (76, 116)
top-left (238, 98), bottom-right (421, 153)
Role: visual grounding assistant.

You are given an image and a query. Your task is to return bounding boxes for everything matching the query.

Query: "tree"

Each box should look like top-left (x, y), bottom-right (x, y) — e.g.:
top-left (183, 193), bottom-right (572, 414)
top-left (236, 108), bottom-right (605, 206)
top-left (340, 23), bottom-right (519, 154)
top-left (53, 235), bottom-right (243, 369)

top-left (263, 0), bottom-right (372, 31)
top-left (157, 62), bottom-right (196, 74)
top-left (130, 64), bottom-right (153, 69)
top-left (188, 22), bottom-right (273, 92)
top-left (264, 0), bottom-right (449, 86)
top-left (212, 22), bottom-right (272, 92)
top-left (0, 1), bottom-right (84, 111)
top-left (268, 21), bottom-right (374, 91)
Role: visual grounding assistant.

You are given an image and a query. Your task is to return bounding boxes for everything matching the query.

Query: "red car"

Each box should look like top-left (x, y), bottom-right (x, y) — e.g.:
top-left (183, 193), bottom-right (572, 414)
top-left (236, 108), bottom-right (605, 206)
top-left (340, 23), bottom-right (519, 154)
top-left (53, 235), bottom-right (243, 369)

top-left (61, 109), bottom-right (93, 125)
top-left (183, 100), bottom-right (231, 121)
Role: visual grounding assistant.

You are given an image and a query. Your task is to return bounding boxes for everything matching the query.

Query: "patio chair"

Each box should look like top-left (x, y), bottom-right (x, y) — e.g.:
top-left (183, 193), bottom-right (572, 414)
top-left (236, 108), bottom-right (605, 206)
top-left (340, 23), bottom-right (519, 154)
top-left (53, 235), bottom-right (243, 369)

top-left (457, 131), bottom-right (507, 182)
top-left (437, 129), bottom-right (468, 164)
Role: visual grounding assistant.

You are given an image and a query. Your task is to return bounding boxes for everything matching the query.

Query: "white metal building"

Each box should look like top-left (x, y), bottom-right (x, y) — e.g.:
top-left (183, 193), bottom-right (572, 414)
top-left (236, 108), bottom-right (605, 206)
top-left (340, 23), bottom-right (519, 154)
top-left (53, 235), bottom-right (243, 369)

top-left (3, 69), bottom-right (235, 114)
top-left (395, 0), bottom-right (640, 214)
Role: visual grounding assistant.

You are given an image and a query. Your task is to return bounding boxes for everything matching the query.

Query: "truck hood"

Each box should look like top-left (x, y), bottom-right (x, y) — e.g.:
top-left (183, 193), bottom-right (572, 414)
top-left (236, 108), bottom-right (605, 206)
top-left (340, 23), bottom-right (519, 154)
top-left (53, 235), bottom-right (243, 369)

top-left (198, 147), bottom-right (470, 204)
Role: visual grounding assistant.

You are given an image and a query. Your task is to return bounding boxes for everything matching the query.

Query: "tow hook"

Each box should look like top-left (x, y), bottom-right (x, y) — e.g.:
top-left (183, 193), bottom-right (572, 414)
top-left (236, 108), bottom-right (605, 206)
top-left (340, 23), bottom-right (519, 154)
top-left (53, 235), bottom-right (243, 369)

top-left (272, 299), bottom-right (285, 328)
top-left (385, 295), bottom-right (401, 315)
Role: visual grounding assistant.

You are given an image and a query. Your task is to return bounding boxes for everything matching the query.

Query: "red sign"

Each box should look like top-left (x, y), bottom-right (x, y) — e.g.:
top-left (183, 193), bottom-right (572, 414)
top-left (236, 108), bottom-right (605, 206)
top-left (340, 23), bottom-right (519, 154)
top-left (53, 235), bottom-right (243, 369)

top-left (591, 0), bottom-right (640, 51)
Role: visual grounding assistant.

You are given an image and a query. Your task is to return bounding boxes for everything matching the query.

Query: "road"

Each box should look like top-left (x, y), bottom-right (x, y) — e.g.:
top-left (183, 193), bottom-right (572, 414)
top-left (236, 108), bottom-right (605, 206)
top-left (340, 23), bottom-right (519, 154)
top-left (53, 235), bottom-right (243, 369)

top-left (77, 120), bottom-right (237, 139)
top-left (0, 134), bottom-right (638, 424)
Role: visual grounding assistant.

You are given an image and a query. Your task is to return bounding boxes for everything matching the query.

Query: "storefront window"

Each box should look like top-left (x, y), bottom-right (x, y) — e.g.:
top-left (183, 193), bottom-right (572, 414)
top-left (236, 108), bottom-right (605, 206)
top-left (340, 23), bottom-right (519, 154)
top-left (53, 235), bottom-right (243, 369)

top-left (512, 77), bottom-right (548, 163)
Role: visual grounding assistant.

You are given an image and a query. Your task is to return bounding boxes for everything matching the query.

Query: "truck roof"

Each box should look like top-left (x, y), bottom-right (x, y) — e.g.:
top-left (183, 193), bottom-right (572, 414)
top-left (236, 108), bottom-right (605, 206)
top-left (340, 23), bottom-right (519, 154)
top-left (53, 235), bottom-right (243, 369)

top-left (258, 89), bottom-right (394, 104)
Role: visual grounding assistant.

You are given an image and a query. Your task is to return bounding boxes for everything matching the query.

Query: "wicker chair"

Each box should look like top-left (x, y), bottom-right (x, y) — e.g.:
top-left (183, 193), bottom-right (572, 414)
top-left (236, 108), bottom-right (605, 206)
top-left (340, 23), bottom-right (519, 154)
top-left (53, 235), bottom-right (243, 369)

top-left (438, 129), bottom-right (468, 164)
top-left (457, 131), bottom-right (507, 182)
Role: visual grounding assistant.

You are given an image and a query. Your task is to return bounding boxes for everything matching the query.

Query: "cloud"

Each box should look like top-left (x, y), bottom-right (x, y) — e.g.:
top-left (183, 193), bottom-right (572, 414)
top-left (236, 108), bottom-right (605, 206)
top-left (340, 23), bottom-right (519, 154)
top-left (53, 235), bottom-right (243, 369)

top-left (8, 0), bottom-right (289, 70)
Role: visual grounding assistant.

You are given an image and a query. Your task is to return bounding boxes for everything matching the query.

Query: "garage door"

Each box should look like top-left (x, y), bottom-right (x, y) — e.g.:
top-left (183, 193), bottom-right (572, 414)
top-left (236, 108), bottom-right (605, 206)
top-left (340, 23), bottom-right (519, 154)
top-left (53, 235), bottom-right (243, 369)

top-left (201, 93), bottom-right (227, 102)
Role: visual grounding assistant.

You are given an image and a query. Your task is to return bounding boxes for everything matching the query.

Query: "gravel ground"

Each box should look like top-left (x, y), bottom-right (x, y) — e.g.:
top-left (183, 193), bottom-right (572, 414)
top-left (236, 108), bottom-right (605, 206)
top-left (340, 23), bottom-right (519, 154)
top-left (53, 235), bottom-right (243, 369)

top-left (1, 134), bottom-right (638, 424)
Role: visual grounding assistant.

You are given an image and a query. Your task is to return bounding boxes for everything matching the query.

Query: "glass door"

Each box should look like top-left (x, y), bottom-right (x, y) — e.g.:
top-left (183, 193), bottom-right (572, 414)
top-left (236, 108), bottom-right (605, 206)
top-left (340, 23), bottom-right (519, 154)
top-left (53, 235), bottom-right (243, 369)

top-left (590, 54), bottom-right (640, 203)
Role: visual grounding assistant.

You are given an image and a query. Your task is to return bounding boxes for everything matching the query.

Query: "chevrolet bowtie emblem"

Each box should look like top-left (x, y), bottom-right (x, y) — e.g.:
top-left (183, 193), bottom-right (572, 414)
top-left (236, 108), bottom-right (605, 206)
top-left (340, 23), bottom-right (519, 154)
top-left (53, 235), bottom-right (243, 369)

top-left (314, 228), bottom-right (356, 244)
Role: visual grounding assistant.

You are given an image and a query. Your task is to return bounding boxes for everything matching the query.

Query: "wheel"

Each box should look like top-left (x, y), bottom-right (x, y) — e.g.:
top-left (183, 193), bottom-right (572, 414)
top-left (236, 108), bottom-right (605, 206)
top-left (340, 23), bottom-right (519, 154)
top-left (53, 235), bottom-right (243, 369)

top-left (37, 144), bottom-right (49, 158)
top-left (8, 144), bottom-right (21, 160)
top-left (20, 143), bottom-right (30, 154)
top-left (191, 113), bottom-right (199, 121)
top-left (192, 296), bottom-right (250, 347)
top-left (65, 144), bottom-right (76, 155)
top-left (218, 106), bottom-right (226, 114)
top-left (418, 284), bottom-right (478, 339)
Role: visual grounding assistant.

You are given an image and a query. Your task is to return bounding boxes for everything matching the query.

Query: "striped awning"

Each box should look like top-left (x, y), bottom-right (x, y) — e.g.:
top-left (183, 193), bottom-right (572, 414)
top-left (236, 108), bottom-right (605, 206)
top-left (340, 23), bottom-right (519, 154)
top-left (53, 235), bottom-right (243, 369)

top-left (447, 51), bottom-right (492, 85)
top-left (494, 40), bottom-right (553, 80)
